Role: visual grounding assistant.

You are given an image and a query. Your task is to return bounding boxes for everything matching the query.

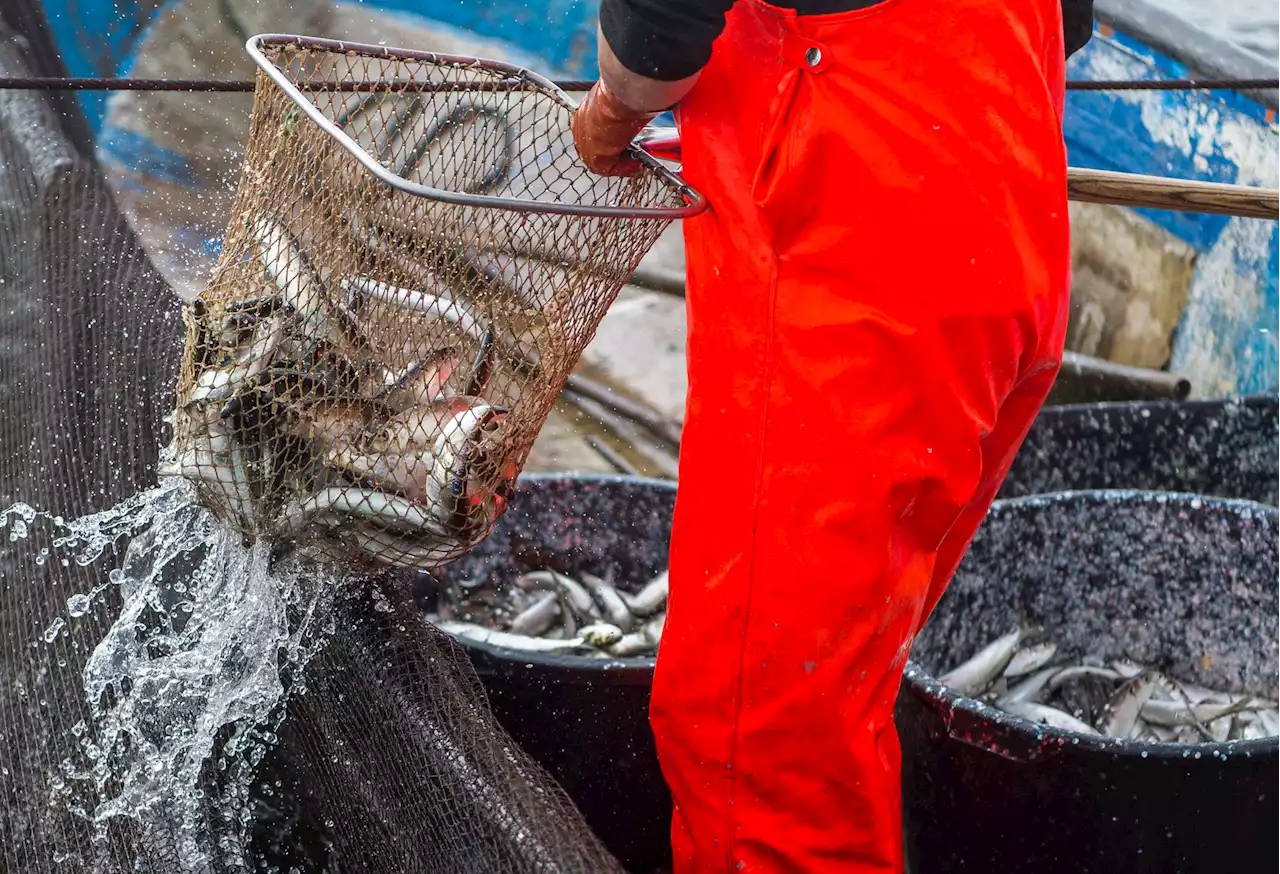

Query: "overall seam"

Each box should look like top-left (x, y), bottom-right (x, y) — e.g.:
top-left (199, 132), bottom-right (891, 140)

top-left (722, 91), bottom-right (794, 865)
top-left (722, 247), bottom-right (780, 873)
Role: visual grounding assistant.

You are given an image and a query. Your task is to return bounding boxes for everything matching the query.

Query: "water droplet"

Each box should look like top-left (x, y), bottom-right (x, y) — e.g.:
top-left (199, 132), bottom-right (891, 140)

top-left (67, 593), bottom-right (92, 617)
top-left (43, 617), bottom-right (66, 643)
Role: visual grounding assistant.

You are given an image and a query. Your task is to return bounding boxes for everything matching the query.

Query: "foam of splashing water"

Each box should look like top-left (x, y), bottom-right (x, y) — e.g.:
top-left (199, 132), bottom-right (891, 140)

top-left (3, 476), bottom-right (346, 872)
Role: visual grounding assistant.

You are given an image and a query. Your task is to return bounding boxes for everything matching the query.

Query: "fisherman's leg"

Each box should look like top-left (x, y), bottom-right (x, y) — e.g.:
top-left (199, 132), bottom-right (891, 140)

top-left (652, 2), bottom-right (1070, 872)
top-left (916, 362), bottom-right (1066, 631)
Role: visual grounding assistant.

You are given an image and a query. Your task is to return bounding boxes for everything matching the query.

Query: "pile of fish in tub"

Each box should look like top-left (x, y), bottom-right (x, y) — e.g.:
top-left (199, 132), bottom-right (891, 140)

top-left (431, 565), bottom-right (669, 658)
top-left (942, 625), bottom-right (1279, 742)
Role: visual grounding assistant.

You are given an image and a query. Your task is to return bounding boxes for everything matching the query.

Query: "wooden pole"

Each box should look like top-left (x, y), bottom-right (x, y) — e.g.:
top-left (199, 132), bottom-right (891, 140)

top-left (627, 171), bottom-right (1278, 299)
top-left (638, 129), bottom-right (1280, 221)
top-left (1066, 167), bottom-right (1280, 220)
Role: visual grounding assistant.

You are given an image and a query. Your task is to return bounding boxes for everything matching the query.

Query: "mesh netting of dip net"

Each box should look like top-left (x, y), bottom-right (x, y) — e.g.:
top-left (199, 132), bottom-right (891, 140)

top-left (169, 34), bottom-right (700, 572)
top-left (0, 24), bottom-right (696, 874)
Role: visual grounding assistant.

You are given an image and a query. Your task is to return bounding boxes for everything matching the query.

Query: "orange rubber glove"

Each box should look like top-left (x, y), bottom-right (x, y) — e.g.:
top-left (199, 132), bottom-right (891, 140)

top-left (572, 25), bottom-right (700, 176)
top-left (571, 80), bottom-right (658, 176)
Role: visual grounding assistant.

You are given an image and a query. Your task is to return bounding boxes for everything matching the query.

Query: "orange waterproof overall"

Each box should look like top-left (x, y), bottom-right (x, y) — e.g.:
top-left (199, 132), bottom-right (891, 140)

top-left (649, 1), bottom-right (1071, 871)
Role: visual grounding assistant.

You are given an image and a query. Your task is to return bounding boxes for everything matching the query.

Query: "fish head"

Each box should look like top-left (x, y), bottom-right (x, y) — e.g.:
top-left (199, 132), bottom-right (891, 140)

top-left (432, 402), bottom-right (508, 473)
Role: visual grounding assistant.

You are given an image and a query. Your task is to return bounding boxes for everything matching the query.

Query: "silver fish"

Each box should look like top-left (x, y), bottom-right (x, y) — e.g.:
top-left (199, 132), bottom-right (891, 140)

top-left (183, 316), bottom-right (283, 407)
top-left (620, 570), bottom-right (668, 618)
top-left (997, 666), bottom-right (1060, 707)
top-left (1258, 707), bottom-right (1280, 736)
top-left (250, 215), bottom-right (370, 359)
top-left (1003, 700), bottom-right (1100, 736)
top-left (1004, 641), bottom-right (1059, 679)
top-left (1100, 671), bottom-right (1163, 739)
top-left (952, 629), bottom-right (1280, 743)
top-left (326, 445), bottom-right (435, 503)
top-left (280, 486), bottom-right (450, 538)
top-left (643, 612), bottom-right (666, 644)
top-left (1170, 680), bottom-right (1239, 707)
top-left (376, 396), bottom-right (489, 454)
top-left (508, 591), bottom-right (561, 637)
top-left (939, 626), bottom-right (1033, 698)
top-left (430, 568), bottom-right (675, 665)
top-left (1047, 665), bottom-right (1122, 691)
top-left (158, 449), bottom-right (236, 486)
top-left (607, 632), bottom-right (656, 658)
top-left (580, 623), bottom-right (625, 648)
top-left (558, 597), bottom-right (578, 638)
top-left (430, 402), bottom-right (506, 463)
top-left (1139, 695), bottom-right (1259, 729)
top-left (250, 216), bottom-right (329, 339)
top-left (438, 621), bottom-right (590, 654)
top-left (427, 402), bottom-right (507, 533)
top-left (342, 276), bottom-right (487, 342)
top-left (579, 573), bottom-right (634, 633)
top-left (514, 571), bottom-right (599, 620)
top-left (160, 447), bottom-right (256, 526)
top-left (190, 411), bottom-right (235, 455)
top-left (1110, 658), bottom-right (1145, 680)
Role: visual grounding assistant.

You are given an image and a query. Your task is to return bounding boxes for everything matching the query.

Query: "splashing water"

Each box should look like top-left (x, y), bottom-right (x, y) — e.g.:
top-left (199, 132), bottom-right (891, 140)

top-left (3, 476), bottom-right (348, 872)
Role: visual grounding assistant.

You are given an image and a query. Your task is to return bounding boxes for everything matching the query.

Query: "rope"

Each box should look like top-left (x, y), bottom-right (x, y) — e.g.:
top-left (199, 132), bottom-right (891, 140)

top-left (0, 77), bottom-right (526, 93)
top-left (0, 75), bottom-right (1276, 93)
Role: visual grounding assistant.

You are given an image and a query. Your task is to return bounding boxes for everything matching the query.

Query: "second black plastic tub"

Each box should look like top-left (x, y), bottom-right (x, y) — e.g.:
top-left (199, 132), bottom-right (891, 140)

top-left (1000, 395), bottom-right (1277, 505)
top-left (434, 473), bottom-right (675, 874)
top-left (898, 490), bottom-right (1278, 874)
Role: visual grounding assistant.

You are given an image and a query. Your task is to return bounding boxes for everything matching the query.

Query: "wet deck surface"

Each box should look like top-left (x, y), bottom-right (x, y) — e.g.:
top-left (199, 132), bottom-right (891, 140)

top-left (528, 225), bottom-right (689, 479)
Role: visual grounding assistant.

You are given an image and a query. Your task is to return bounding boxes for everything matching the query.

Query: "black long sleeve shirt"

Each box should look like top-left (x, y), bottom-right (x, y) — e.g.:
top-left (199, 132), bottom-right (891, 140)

top-left (599, 0), bottom-right (1096, 81)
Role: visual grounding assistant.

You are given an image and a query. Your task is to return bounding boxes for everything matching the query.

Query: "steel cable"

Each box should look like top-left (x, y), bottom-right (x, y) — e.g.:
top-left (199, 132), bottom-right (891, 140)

top-left (0, 75), bottom-right (1276, 93)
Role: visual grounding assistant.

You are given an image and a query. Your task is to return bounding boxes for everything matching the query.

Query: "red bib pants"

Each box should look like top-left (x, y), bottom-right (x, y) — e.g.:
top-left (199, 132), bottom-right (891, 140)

top-left (650, 2), bottom-right (1071, 871)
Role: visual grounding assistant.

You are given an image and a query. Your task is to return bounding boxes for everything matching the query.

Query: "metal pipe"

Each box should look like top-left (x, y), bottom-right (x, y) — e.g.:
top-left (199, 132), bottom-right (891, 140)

top-left (1048, 351), bottom-right (1193, 405)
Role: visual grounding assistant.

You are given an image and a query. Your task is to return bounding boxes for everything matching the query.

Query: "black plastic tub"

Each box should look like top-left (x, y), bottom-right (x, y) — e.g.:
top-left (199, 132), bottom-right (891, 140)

top-left (897, 490), bottom-right (1279, 874)
top-left (433, 473), bottom-right (675, 874)
top-left (1000, 395), bottom-right (1278, 506)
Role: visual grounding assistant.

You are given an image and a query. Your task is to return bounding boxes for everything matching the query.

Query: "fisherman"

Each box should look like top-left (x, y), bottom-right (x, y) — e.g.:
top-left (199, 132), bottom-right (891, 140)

top-left (571, 1), bottom-right (1095, 871)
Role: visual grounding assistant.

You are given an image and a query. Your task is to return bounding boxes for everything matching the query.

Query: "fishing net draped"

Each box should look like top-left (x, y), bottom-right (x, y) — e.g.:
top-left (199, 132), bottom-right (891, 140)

top-left (0, 21), bottom-right (668, 874)
top-left (173, 36), bottom-right (692, 572)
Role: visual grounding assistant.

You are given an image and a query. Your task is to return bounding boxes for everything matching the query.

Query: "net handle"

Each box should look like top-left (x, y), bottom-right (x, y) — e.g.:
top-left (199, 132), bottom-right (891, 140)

top-left (245, 33), bottom-right (709, 220)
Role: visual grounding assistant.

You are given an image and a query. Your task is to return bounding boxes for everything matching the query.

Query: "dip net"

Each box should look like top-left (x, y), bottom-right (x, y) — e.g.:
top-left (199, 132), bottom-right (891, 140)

top-left (0, 19), bottom-right (688, 874)
top-left (171, 35), bottom-right (696, 572)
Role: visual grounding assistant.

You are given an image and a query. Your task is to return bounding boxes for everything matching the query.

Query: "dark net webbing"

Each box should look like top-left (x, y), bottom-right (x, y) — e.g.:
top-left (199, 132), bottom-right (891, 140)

top-left (0, 19), bottom-right (625, 874)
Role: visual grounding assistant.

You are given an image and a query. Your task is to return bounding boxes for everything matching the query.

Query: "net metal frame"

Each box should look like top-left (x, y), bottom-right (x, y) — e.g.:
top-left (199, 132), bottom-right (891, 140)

top-left (169, 33), bottom-right (705, 575)
top-left (245, 34), bottom-right (707, 219)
